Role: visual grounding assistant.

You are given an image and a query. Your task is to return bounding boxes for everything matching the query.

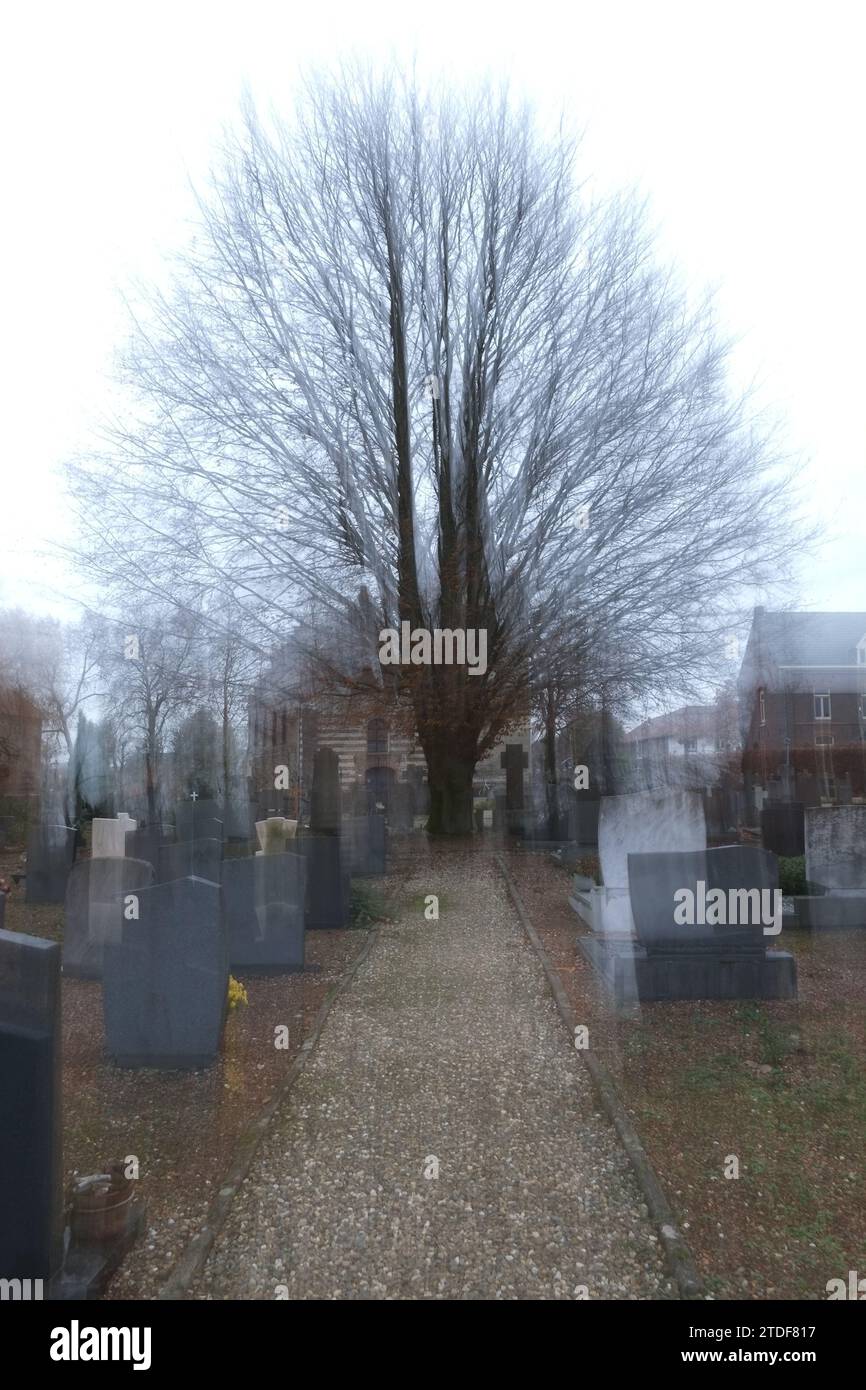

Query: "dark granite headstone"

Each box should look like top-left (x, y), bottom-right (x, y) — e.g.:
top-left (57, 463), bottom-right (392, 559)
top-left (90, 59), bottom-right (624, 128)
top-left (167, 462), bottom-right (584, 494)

top-left (158, 837), bottom-right (221, 884)
top-left (627, 846), bottom-right (777, 953)
top-left (223, 852), bottom-right (306, 971)
top-left (175, 798), bottom-right (223, 843)
top-left (25, 825), bottom-right (76, 904)
top-left (342, 814), bottom-right (388, 877)
top-left (304, 836), bottom-right (351, 930)
top-left (388, 780), bottom-right (414, 832)
top-left (406, 768), bottom-right (430, 816)
top-left (761, 802), bottom-right (805, 858)
top-left (310, 748), bottom-right (341, 835)
top-left (63, 857), bottom-right (155, 980)
top-left (0, 928), bottom-right (62, 1283)
top-left (103, 877), bottom-right (228, 1068)
top-left (586, 844), bottom-right (799, 1002)
top-left (501, 743), bottom-right (528, 836)
top-left (125, 827), bottom-right (163, 870)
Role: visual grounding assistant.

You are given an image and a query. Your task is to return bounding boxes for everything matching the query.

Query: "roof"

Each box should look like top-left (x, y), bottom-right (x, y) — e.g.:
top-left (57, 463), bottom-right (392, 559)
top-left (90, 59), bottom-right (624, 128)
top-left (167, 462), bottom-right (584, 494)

top-left (749, 610), bottom-right (866, 669)
top-left (625, 704), bottom-right (718, 743)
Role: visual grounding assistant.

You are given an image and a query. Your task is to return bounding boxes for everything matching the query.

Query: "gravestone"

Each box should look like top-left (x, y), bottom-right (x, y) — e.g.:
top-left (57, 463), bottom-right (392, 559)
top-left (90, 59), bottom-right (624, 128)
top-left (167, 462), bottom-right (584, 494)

top-left (175, 798), bottom-right (224, 843)
top-left (125, 827), bottom-right (162, 871)
top-left (761, 801), bottom-right (805, 857)
top-left (103, 877), bottom-right (228, 1068)
top-left (310, 749), bottom-right (341, 834)
top-left (255, 816), bottom-right (298, 855)
top-left (501, 743), bottom-right (528, 836)
top-left (342, 814), bottom-right (388, 877)
top-left (0, 928), bottom-right (62, 1283)
top-left (25, 825), bottom-right (76, 904)
top-left (304, 835), bottom-right (351, 929)
top-left (805, 806), bottom-right (866, 892)
top-left (63, 857), bottom-right (155, 980)
top-left (578, 841), bottom-right (797, 1005)
top-left (305, 745), bottom-right (350, 929)
top-left (223, 852), bottom-right (306, 971)
top-left (387, 780), bottom-right (414, 832)
top-left (158, 837), bottom-right (221, 885)
top-left (616, 845), bottom-right (797, 1002)
top-left (406, 767), bottom-right (430, 817)
top-left (91, 818), bottom-right (127, 859)
top-left (577, 790), bottom-right (706, 936)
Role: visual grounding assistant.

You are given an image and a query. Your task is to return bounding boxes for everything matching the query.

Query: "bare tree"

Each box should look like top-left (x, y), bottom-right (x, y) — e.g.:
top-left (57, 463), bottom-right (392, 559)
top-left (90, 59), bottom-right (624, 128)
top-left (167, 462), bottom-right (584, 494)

top-left (69, 70), bottom-right (806, 833)
top-left (98, 605), bottom-right (202, 825)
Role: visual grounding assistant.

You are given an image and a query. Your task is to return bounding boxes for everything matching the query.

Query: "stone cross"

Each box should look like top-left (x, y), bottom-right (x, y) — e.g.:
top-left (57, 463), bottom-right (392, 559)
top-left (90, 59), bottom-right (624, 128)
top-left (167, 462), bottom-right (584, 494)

top-left (501, 743), bottom-right (528, 810)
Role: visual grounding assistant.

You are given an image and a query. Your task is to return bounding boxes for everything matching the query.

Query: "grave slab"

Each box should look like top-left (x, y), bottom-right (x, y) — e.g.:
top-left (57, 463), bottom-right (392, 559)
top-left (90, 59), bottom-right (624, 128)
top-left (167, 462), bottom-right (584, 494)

top-left (342, 814), bottom-right (387, 877)
top-left (0, 928), bottom-right (63, 1283)
top-left (158, 837), bottom-right (222, 885)
top-left (103, 877), bottom-right (228, 1068)
top-left (223, 851), bottom-right (306, 971)
top-left (25, 825), bottom-right (76, 904)
top-left (63, 857), bottom-right (155, 979)
top-left (805, 806), bottom-right (866, 893)
top-left (304, 836), bottom-right (351, 930)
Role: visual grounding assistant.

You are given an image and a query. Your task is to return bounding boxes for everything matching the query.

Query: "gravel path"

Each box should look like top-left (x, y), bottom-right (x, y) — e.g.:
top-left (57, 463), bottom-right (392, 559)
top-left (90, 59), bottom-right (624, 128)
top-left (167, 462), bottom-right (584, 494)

top-left (193, 853), bottom-right (676, 1300)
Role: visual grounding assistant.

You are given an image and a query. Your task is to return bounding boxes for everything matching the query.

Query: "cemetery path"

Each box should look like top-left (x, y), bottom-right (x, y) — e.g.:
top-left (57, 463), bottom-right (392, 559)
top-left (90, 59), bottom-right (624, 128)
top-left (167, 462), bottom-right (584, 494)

top-left (193, 851), bottom-right (675, 1300)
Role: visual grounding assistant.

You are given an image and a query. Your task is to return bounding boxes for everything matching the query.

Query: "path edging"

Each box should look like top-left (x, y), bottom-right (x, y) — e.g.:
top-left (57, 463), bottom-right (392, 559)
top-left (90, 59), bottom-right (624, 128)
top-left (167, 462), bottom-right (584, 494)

top-left (157, 929), bottom-right (379, 1300)
top-left (495, 853), bottom-right (704, 1302)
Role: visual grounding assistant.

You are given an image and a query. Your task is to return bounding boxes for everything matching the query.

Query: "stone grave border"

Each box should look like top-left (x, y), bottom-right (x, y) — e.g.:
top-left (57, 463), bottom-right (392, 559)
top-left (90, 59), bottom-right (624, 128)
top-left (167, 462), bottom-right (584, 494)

top-left (495, 852), bottom-right (703, 1302)
top-left (157, 927), bottom-right (379, 1300)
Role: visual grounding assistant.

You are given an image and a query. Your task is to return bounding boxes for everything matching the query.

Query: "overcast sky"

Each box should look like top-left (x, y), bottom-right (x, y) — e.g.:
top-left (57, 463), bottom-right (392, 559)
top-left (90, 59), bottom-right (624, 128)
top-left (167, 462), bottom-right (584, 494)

top-left (1, 0), bottom-right (863, 621)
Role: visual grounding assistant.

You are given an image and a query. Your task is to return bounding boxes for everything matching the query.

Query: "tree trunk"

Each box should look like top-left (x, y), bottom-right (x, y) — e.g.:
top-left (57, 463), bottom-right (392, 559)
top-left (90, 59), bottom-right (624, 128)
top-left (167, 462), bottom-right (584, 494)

top-left (424, 742), bottom-right (476, 836)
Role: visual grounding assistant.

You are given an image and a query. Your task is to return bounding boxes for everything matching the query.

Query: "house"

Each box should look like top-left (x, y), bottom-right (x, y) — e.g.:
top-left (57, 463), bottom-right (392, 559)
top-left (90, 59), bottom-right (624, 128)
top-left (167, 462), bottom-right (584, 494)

top-left (738, 607), bottom-right (866, 810)
top-left (624, 703), bottom-right (736, 791)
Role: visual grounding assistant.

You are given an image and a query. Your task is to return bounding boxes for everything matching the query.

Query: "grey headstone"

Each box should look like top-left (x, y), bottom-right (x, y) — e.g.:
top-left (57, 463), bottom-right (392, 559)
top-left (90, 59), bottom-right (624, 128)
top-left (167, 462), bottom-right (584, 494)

top-left (158, 837), bottom-right (221, 885)
top-left (761, 802), bottom-right (805, 857)
top-left (103, 877), bottom-right (228, 1068)
top-left (125, 827), bottom-right (163, 870)
top-left (388, 781), bottom-right (414, 833)
top-left (304, 835), bottom-right (351, 930)
top-left (63, 857), bottom-right (155, 980)
top-left (223, 852), bottom-right (306, 971)
top-left (0, 928), bottom-right (62, 1281)
top-left (25, 825), bottom-right (76, 904)
top-left (175, 799), bottom-right (223, 843)
top-left (805, 806), bottom-right (866, 892)
top-left (342, 814), bottom-right (387, 876)
top-left (589, 845), bottom-right (798, 1003)
top-left (310, 748), bottom-right (341, 835)
top-left (627, 846), bottom-right (778, 954)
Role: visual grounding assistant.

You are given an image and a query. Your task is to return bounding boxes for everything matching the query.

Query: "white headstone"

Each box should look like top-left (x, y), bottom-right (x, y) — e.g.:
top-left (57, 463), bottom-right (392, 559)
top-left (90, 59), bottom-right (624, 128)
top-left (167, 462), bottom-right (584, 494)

top-left (91, 818), bottom-right (126, 859)
top-left (598, 790), bottom-right (707, 890)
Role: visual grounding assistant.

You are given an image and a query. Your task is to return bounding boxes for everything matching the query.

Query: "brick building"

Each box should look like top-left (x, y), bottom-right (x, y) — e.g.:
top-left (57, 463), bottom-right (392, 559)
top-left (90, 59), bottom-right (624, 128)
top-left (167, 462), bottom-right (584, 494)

top-left (738, 608), bottom-right (866, 810)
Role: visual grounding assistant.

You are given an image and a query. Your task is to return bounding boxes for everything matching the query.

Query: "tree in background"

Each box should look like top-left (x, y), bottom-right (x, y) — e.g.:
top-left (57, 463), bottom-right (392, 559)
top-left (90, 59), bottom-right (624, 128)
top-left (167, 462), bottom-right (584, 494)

top-left (69, 69), bottom-right (807, 832)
